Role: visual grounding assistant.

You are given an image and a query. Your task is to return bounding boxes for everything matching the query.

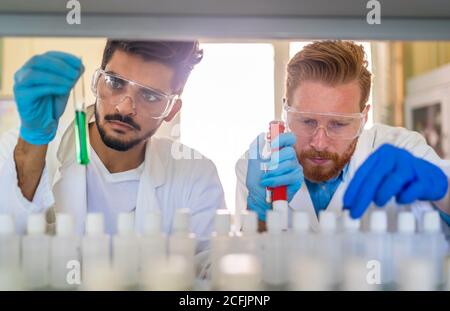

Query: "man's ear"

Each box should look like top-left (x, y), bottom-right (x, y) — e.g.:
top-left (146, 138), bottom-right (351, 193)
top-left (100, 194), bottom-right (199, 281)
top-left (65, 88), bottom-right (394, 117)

top-left (163, 99), bottom-right (182, 122)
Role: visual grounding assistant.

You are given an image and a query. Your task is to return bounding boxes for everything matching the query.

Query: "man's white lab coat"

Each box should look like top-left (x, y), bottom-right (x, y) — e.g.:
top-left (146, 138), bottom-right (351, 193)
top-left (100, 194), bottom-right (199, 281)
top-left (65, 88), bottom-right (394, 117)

top-left (0, 105), bottom-right (226, 253)
top-left (236, 124), bottom-right (450, 235)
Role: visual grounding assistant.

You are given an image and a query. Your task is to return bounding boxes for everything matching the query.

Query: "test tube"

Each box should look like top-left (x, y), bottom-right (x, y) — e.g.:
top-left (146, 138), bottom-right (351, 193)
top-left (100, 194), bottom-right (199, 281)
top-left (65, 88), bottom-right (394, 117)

top-left (260, 133), bottom-right (272, 204)
top-left (268, 121), bottom-right (289, 230)
top-left (72, 72), bottom-right (89, 165)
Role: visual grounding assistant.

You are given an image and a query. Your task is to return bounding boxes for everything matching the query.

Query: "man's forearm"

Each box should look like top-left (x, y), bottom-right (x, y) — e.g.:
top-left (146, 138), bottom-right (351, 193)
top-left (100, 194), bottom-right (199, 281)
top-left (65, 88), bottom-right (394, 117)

top-left (433, 178), bottom-right (450, 215)
top-left (13, 137), bottom-right (47, 201)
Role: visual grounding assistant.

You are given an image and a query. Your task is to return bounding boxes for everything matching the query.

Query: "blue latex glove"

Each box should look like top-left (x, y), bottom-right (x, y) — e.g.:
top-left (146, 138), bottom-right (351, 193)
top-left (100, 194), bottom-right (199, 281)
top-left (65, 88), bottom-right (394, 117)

top-left (246, 132), bottom-right (304, 221)
top-left (344, 143), bottom-right (448, 219)
top-left (13, 51), bottom-right (84, 145)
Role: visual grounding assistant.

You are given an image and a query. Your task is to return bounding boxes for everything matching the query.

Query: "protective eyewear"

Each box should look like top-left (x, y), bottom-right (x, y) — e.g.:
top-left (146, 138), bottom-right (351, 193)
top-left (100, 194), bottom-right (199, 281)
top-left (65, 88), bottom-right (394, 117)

top-left (282, 102), bottom-right (366, 140)
top-left (91, 69), bottom-right (179, 119)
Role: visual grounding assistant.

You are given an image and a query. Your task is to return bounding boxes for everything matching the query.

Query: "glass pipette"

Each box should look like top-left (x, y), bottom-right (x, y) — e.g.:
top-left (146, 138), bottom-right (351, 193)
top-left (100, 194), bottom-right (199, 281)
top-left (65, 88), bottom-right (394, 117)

top-left (72, 72), bottom-right (90, 165)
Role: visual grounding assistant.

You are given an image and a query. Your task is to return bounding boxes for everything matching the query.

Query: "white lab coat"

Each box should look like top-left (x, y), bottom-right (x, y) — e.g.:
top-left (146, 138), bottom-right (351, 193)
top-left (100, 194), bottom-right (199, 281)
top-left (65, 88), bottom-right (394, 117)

top-left (235, 124), bottom-right (450, 235)
top-left (0, 105), bottom-right (226, 253)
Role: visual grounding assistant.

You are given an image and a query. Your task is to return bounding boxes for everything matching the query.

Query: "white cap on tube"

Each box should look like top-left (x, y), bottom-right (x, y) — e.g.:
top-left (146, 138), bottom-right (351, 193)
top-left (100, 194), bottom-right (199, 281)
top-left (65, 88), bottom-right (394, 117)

top-left (397, 211), bottom-right (416, 234)
top-left (272, 200), bottom-right (289, 230)
top-left (319, 211), bottom-right (337, 233)
top-left (292, 211), bottom-right (310, 233)
top-left (85, 213), bottom-right (105, 236)
top-left (0, 214), bottom-right (15, 235)
top-left (343, 211), bottom-right (360, 233)
top-left (27, 214), bottom-right (46, 235)
top-left (143, 211), bottom-right (161, 235)
top-left (214, 210), bottom-right (231, 236)
top-left (370, 210), bottom-right (387, 233)
top-left (56, 213), bottom-right (75, 237)
top-left (241, 210), bottom-right (258, 234)
top-left (266, 210), bottom-right (282, 233)
top-left (117, 212), bottom-right (135, 236)
top-left (423, 211), bottom-right (441, 233)
top-left (218, 253), bottom-right (262, 290)
top-left (173, 208), bottom-right (190, 233)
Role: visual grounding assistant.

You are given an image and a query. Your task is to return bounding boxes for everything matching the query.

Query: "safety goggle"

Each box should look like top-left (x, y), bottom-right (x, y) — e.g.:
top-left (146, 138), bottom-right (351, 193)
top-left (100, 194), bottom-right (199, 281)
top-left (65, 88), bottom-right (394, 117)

top-left (282, 102), bottom-right (366, 140)
top-left (91, 69), bottom-right (179, 119)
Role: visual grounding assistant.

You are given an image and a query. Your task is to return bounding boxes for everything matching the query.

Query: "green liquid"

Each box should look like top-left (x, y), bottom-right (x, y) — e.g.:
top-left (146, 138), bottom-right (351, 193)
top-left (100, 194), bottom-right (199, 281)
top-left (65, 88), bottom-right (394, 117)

top-left (75, 110), bottom-right (89, 165)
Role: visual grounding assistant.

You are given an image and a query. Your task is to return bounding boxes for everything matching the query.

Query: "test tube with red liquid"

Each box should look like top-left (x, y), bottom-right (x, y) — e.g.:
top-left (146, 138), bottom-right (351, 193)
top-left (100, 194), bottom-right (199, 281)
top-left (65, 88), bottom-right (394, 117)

top-left (266, 120), bottom-right (289, 229)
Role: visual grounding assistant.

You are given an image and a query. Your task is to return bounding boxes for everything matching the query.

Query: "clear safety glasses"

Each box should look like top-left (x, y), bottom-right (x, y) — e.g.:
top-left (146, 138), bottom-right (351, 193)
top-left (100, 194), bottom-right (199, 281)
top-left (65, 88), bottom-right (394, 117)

top-left (282, 103), bottom-right (366, 140)
top-left (91, 69), bottom-right (179, 119)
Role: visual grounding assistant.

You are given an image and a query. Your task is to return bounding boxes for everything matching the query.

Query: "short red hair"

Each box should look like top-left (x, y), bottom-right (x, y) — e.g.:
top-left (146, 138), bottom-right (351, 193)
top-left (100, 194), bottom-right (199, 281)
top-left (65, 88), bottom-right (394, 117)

top-left (286, 40), bottom-right (372, 111)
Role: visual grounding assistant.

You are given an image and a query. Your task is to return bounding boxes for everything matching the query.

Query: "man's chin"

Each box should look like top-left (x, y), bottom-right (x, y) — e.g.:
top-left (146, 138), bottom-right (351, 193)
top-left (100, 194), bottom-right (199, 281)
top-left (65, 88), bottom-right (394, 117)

top-left (305, 174), bottom-right (338, 183)
top-left (100, 132), bottom-right (143, 152)
top-left (303, 164), bottom-right (340, 183)
top-left (108, 129), bottom-right (134, 140)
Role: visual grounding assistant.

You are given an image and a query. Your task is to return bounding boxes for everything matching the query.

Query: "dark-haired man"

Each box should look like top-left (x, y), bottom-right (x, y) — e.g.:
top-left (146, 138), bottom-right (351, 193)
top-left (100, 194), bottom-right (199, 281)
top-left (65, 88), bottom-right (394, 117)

top-left (0, 41), bottom-right (225, 257)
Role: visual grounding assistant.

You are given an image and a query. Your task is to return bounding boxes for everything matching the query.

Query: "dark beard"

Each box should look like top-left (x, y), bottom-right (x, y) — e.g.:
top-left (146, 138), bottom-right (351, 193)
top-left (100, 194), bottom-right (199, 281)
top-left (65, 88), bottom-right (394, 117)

top-left (94, 104), bottom-right (155, 152)
top-left (299, 139), bottom-right (357, 183)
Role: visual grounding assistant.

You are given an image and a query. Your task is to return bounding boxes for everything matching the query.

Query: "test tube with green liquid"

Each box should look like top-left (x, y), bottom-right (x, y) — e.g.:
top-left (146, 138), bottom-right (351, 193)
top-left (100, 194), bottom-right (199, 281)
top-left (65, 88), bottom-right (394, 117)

top-left (72, 73), bottom-right (90, 165)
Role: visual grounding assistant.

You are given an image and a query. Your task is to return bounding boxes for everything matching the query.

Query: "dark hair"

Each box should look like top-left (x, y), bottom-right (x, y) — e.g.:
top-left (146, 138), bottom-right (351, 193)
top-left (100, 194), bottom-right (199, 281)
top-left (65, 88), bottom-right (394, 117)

top-left (101, 40), bottom-right (203, 94)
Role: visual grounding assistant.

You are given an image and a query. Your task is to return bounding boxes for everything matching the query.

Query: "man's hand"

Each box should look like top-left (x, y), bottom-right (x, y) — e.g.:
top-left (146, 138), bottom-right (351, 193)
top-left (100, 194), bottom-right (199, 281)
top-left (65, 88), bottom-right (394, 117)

top-left (246, 132), bottom-right (303, 222)
top-left (14, 51), bottom-right (83, 145)
top-left (343, 144), bottom-right (448, 218)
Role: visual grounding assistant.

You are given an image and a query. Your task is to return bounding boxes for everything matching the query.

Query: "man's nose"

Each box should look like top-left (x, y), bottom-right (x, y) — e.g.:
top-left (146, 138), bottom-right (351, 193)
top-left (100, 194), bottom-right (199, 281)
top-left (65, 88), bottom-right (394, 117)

top-left (309, 127), bottom-right (329, 151)
top-left (115, 95), bottom-right (136, 116)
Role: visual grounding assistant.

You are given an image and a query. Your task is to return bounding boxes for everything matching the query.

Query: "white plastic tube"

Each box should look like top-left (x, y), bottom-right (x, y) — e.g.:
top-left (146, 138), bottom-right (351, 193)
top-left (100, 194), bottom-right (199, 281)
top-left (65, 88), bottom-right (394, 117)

top-left (262, 211), bottom-right (289, 289)
top-left (289, 210), bottom-right (313, 254)
top-left (365, 210), bottom-right (393, 288)
top-left (22, 214), bottom-right (50, 289)
top-left (0, 214), bottom-right (20, 269)
top-left (217, 253), bottom-right (262, 290)
top-left (50, 213), bottom-right (80, 289)
top-left (0, 214), bottom-right (22, 290)
top-left (289, 255), bottom-right (333, 290)
top-left (241, 210), bottom-right (258, 234)
top-left (292, 210), bottom-right (310, 234)
top-left (112, 212), bottom-right (139, 289)
top-left (417, 211), bottom-right (447, 287)
top-left (342, 257), bottom-right (380, 291)
top-left (139, 211), bottom-right (167, 287)
top-left (81, 213), bottom-right (111, 290)
top-left (316, 211), bottom-right (342, 287)
top-left (168, 209), bottom-right (196, 268)
top-left (142, 255), bottom-right (194, 290)
top-left (398, 258), bottom-right (436, 291)
top-left (392, 211), bottom-right (416, 283)
top-left (210, 210), bottom-right (233, 289)
top-left (233, 211), bottom-right (262, 268)
top-left (340, 211), bottom-right (365, 260)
